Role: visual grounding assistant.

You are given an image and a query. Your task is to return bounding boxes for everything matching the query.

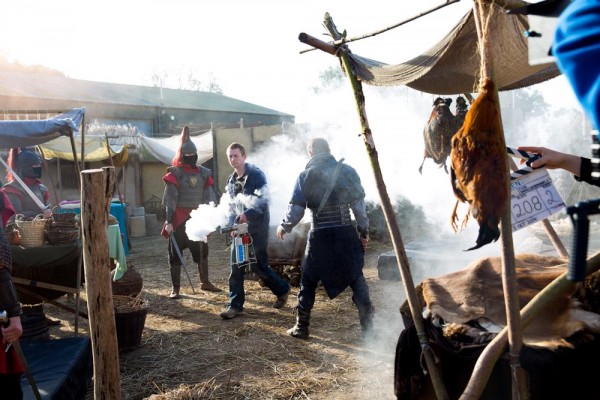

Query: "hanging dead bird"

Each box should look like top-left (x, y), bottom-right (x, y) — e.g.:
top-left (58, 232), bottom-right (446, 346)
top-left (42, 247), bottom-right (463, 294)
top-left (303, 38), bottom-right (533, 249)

top-left (450, 78), bottom-right (509, 251)
top-left (419, 97), bottom-right (459, 174)
top-left (455, 96), bottom-right (469, 127)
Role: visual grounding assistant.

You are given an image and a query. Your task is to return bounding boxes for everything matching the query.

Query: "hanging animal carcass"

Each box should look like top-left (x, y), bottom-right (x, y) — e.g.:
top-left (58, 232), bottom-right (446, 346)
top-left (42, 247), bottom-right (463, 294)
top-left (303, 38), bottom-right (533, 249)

top-left (455, 95), bottom-right (469, 127)
top-left (419, 97), bottom-right (460, 174)
top-left (450, 79), bottom-right (509, 251)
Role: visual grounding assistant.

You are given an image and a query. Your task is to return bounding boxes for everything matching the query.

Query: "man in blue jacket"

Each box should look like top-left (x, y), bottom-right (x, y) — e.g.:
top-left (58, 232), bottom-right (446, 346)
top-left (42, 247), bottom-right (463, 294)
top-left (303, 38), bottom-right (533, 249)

top-left (220, 142), bottom-right (290, 319)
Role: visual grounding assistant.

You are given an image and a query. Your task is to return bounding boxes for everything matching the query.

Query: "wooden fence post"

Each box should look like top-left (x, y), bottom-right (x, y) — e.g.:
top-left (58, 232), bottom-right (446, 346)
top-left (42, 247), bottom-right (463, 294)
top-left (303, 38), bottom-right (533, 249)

top-left (81, 166), bottom-right (121, 399)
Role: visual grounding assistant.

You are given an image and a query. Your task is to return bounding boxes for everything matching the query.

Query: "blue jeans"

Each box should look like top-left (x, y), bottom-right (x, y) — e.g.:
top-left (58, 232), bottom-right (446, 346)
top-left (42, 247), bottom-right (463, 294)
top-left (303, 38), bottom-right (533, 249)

top-left (227, 231), bottom-right (289, 311)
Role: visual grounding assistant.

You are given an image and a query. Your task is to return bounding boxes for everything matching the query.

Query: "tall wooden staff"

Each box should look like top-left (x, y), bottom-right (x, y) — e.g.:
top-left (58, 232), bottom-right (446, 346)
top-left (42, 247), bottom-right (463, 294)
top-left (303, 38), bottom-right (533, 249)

top-left (301, 13), bottom-right (449, 400)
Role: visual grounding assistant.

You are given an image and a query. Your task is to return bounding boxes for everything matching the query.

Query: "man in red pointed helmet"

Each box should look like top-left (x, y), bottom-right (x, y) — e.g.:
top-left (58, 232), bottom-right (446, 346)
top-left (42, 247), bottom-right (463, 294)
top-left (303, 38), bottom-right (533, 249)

top-left (1, 148), bottom-right (52, 220)
top-left (162, 126), bottom-right (221, 298)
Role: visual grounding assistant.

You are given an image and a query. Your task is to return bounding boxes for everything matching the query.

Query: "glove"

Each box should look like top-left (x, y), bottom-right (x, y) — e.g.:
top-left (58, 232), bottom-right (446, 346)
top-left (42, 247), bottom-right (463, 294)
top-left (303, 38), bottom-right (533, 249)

top-left (161, 222), bottom-right (174, 238)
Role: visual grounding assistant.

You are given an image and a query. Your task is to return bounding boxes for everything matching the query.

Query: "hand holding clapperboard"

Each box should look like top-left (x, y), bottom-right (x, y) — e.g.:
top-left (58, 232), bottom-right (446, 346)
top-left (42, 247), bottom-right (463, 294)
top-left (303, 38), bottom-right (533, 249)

top-left (507, 147), bottom-right (566, 232)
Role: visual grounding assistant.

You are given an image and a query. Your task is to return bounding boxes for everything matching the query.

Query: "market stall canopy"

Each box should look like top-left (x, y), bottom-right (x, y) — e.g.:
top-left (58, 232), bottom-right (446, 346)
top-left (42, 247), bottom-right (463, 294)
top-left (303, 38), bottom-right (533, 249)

top-left (347, 7), bottom-right (560, 94)
top-left (0, 108), bottom-right (85, 149)
top-left (139, 130), bottom-right (213, 165)
top-left (39, 135), bottom-right (126, 162)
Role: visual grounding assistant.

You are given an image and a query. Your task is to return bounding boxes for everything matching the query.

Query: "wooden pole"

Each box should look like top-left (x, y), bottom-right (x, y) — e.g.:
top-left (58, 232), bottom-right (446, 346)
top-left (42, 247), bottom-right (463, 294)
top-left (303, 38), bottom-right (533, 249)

top-left (104, 133), bottom-right (132, 250)
top-left (81, 166), bottom-right (121, 400)
top-left (472, 1), bottom-right (526, 397)
top-left (320, 13), bottom-right (449, 400)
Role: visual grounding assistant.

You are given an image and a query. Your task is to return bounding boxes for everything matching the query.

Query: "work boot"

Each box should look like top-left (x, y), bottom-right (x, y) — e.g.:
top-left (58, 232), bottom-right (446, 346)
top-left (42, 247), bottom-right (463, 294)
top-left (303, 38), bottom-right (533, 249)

top-left (287, 307), bottom-right (310, 339)
top-left (358, 305), bottom-right (375, 339)
top-left (272, 287), bottom-right (290, 309)
top-left (198, 260), bottom-right (222, 292)
top-left (201, 282), bottom-right (221, 292)
top-left (169, 264), bottom-right (181, 299)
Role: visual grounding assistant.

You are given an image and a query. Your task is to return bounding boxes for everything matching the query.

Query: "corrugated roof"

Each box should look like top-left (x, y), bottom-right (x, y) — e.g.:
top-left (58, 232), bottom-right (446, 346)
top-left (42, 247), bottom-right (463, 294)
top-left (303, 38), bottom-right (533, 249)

top-left (0, 70), bottom-right (293, 117)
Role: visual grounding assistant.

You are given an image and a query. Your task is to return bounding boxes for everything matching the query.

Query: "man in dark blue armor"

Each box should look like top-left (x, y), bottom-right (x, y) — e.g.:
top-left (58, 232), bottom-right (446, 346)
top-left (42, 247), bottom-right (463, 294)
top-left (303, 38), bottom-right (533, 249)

top-left (277, 138), bottom-right (374, 339)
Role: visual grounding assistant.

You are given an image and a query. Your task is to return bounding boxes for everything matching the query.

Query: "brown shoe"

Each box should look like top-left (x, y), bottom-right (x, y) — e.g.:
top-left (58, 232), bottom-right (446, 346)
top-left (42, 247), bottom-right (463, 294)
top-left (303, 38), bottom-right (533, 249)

top-left (220, 308), bottom-right (243, 320)
top-left (200, 282), bottom-right (222, 292)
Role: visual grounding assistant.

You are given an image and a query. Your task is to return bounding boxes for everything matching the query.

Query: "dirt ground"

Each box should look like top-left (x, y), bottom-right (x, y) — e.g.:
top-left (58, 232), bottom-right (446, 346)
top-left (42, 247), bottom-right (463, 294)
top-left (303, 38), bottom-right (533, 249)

top-left (46, 232), bottom-right (406, 399)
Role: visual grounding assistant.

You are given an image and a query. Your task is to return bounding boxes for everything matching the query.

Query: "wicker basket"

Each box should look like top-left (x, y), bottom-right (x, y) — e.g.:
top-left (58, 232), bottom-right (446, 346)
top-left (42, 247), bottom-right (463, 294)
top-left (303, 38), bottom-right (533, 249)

top-left (113, 294), bottom-right (148, 353)
top-left (15, 214), bottom-right (47, 247)
top-left (111, 265), bottom-right (143, 297)
top-left (46, 227), bottom-right (80, 245)
top-left (51, 206), bottom-right (77, 223)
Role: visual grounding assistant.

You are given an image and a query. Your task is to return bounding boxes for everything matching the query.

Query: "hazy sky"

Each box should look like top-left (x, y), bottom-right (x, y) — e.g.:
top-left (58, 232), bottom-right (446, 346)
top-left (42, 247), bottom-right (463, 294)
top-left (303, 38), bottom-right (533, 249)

top-left (1, 0), bottom-right (578, 122)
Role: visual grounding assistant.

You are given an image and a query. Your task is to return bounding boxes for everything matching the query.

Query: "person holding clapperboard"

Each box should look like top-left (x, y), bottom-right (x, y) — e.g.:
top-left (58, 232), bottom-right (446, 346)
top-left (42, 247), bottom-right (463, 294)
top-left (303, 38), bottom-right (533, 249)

top-left (511, 0), bottom-right (600, 281)
top-left (512, 0), bottom-right (600, 185)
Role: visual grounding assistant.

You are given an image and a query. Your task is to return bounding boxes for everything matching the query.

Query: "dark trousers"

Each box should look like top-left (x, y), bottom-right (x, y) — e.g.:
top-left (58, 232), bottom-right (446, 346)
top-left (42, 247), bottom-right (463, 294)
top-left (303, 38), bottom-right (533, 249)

top-left (167, 223), bottom-right (208, 265)
top-left (298, 273), bottom-right (371, 312)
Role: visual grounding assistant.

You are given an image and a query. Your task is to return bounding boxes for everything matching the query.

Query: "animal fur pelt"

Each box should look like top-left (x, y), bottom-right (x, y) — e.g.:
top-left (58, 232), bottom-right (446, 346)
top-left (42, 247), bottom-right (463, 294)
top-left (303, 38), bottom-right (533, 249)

top-left (420, 253), bottom-right (600, 347)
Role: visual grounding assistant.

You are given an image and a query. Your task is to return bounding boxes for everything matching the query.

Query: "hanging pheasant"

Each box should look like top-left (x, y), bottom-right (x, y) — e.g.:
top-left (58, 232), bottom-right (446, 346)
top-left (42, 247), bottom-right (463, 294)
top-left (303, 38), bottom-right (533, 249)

top-left (419, 97), bottom-right (459, 174)
top-left (450, 79), bottom-right (509, 250)
top-left (449, 0), bottom-right (509, 251)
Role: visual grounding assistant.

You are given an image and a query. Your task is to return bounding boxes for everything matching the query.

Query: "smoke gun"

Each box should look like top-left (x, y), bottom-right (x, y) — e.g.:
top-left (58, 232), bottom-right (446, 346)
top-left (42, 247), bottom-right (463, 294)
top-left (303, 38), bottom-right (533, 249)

top-left (220, 222), bottom-right (248, 235)
top-left (220, 223), bottom-right (253, 267)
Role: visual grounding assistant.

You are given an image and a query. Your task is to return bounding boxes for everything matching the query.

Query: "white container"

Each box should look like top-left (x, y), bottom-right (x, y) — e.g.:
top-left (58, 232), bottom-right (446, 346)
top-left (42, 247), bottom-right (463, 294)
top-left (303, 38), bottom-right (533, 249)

top-left (130, 207), bottom-right (145, 217)
top-left (129, 216), bottom-right (147, 237)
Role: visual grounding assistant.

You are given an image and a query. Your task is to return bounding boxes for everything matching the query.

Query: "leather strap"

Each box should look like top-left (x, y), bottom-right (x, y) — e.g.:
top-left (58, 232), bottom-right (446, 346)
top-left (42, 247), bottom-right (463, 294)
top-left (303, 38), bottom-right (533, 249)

top-left (316, 158), bottom-right (344, 216)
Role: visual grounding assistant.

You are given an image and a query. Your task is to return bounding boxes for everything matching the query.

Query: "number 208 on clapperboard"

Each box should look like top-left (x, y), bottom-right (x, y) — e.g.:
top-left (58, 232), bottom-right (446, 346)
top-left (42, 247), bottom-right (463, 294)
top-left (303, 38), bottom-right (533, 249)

top-left (507, 148), bottom-right (566, 232)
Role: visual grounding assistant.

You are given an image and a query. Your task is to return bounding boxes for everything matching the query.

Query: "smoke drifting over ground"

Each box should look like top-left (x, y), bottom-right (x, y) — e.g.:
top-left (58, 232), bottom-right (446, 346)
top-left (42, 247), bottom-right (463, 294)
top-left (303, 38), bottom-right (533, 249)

top-left (189, 74), bottom-right (593, 395)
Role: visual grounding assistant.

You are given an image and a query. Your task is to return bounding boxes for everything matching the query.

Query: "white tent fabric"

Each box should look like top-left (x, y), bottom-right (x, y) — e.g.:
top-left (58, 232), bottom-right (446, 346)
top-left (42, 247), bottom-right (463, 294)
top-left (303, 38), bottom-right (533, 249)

top-left (39, 135), bottom-right (125, 162)
top-left (139, 130), bottom-right (213, 165)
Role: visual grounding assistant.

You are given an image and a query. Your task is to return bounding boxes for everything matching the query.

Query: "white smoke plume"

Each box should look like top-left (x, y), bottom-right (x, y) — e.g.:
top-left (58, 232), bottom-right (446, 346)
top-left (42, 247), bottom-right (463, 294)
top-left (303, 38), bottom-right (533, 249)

top-left (186, 185), bottom-right (271, 242)
top-left (185, 195), bottom-right (230, 242)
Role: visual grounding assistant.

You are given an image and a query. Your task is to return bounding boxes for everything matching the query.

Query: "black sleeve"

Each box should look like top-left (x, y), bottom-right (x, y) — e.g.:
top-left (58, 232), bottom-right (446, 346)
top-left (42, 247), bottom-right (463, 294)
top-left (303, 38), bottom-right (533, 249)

top-left (574, 157), bottom-right (600, 186)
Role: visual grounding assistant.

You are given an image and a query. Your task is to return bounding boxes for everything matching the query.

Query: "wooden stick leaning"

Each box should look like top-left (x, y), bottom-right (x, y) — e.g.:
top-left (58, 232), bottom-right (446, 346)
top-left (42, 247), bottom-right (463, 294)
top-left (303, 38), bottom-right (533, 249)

top-left (319, 13), bottom-right (450, 400)
top-left (104, 133), bottom-right (132, 250)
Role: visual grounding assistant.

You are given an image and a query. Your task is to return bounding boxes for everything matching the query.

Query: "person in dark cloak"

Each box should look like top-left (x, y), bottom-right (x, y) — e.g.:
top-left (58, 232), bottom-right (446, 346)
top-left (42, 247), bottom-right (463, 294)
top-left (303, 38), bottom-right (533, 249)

top-left (276, 137), bottom-right (374, 339)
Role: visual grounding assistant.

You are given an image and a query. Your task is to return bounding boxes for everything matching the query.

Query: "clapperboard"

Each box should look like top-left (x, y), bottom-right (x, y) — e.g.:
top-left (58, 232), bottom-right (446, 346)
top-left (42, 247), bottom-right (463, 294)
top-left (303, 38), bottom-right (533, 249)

top-left (507, 147), bottom-right (566, 232)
